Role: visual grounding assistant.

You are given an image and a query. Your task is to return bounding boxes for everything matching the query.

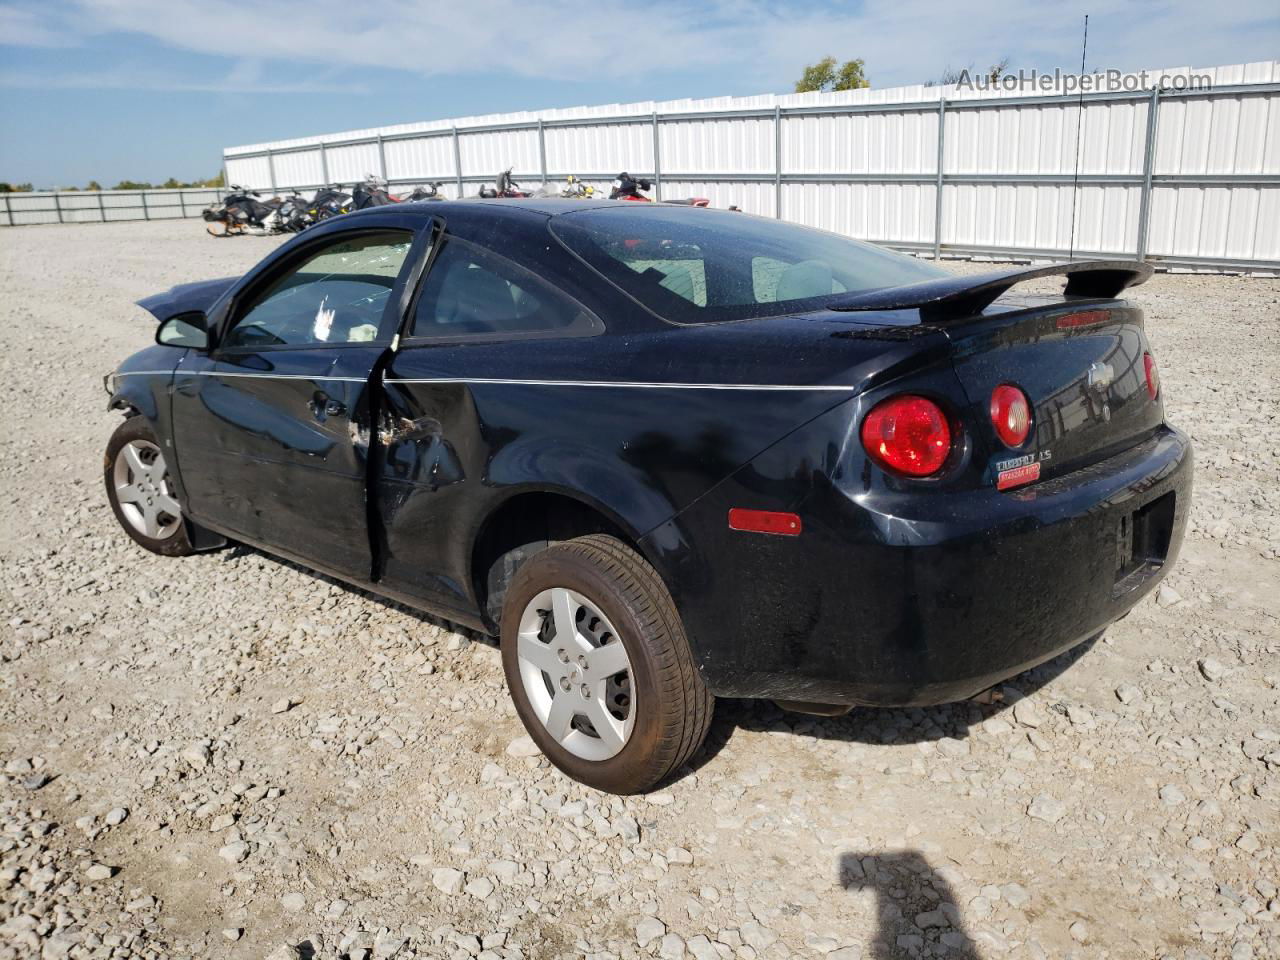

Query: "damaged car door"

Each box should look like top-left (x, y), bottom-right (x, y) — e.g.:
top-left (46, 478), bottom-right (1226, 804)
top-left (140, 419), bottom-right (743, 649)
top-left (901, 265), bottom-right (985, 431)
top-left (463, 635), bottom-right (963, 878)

top-left (169, 228), bottom-right (419, 580)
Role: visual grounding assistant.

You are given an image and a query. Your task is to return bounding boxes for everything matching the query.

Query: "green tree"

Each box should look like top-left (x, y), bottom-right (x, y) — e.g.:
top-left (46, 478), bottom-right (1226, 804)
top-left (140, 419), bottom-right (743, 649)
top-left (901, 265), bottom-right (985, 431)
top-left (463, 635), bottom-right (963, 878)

top-left (927, 58), bottom-right (1010, 88)
top-left (112, 179), bottom-right (153, 190)
top-left (0, 182), bottom-right (33, 192)
top-left (795, 56), bottom-right (869, 93)
top-left (834, 59), bottom-right (869, 91)
top-left (86, 180), bottom-right (103, 191)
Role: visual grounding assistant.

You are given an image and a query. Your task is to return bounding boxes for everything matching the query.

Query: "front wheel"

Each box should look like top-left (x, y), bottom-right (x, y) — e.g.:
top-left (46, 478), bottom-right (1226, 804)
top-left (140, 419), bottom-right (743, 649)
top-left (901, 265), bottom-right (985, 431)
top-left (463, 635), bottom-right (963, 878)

top-left (103, 417), bottom-right (194, 556)
top-left (500, 535), bottom-right (713, 794)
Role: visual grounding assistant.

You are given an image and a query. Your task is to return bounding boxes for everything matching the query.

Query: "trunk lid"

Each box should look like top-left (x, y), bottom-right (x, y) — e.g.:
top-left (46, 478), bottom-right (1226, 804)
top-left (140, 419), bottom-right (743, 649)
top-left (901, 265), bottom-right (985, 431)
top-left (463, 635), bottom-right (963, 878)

top-left (943, 297), bottom-right (1164, 486)
top-left (826, 259), bottom-right (1162, 489)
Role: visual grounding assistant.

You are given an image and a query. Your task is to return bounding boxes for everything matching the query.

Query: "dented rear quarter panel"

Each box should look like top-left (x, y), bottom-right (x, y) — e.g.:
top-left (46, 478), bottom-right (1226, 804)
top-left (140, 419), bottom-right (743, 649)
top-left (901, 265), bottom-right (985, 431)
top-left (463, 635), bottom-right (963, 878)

top-left (376, 313), bottom-right (948, 619)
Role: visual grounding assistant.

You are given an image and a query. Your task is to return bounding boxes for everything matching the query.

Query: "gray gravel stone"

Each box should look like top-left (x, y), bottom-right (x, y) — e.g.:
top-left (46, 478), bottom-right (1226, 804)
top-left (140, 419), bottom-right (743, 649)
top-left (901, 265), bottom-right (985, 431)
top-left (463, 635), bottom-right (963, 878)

top-left (636, 916), bottom-right (666, 947)
top-left (505, 736), bottom-right (541, 758)
top-left (1159, 784), bottom-right (1186, 806)
top-left (1027, 794), bottom-right (1067, 823)
top-left (432, 868), bottom-right (466, 895)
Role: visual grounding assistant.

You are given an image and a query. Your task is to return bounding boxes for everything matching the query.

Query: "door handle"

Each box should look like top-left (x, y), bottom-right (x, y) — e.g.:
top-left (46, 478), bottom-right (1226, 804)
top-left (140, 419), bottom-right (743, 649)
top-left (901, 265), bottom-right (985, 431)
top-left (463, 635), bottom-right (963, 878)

top-left (308, 392), bottom-right (346, 420)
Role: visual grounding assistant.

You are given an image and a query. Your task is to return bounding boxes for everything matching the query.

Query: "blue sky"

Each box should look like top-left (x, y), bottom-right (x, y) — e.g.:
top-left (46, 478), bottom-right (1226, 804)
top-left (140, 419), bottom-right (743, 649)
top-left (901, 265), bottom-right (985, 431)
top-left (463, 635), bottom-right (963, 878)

top-left (1, 0), bottom-right (1277, 188)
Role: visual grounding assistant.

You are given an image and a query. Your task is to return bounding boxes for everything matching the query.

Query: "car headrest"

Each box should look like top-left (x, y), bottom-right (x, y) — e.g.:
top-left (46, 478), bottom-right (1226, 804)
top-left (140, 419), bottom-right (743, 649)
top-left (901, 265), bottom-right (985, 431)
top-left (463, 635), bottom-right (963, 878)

top-left (776, 259), bottom-right (835, 302)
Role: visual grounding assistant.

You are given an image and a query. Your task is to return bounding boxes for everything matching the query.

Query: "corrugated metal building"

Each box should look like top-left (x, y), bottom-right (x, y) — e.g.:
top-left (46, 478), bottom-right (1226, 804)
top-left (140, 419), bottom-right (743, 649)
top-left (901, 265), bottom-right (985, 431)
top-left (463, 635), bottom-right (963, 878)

top-left (202, 59), bottom-right (1269, 272)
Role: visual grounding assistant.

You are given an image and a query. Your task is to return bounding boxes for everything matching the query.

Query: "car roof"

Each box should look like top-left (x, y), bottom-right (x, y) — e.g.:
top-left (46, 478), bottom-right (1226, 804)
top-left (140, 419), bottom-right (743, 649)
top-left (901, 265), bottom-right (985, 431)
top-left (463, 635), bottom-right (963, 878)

top-left (342, 196), bottom-right (686, 222)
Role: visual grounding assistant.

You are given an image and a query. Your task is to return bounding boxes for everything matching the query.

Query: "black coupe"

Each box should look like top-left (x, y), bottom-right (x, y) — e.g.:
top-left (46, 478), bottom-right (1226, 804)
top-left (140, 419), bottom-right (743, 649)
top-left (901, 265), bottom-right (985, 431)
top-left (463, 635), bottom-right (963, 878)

top-left (105, 200), bottom-right (1191, 793)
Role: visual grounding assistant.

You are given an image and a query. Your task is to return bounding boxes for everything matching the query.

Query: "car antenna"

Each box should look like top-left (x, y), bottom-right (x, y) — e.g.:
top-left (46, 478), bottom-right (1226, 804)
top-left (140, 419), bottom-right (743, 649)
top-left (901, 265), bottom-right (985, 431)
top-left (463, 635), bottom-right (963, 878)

top-left (1067, 13), bottom-right (1089, 262)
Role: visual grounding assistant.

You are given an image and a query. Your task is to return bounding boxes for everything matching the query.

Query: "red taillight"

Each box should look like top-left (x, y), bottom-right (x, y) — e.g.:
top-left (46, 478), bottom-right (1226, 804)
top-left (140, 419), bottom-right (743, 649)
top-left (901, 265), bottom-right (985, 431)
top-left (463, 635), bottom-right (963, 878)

top-left (1144, 352), bottom-right (1159, 400)
top-left (989, 384), bottom-right (1032, 447)
top-left (860, 395), bottom-right (952, 477)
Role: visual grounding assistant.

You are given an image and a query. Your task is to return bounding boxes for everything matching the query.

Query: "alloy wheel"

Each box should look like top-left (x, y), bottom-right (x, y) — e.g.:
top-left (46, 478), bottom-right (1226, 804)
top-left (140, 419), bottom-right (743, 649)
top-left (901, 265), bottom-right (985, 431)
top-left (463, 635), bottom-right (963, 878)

top-left (113, 439), bottom-right (182, 540)
top-left (515, 587), bottom-right (635, 761)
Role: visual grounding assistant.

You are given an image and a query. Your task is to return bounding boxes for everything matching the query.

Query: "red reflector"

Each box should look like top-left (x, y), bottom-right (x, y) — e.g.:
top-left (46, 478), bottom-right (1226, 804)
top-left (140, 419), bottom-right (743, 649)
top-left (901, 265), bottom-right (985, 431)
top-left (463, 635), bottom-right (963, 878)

top-left (728, 508), bottom-right (802, 536)
top-left (860, 394), bottom-right (952, 478)
top-left (997, 461), bottom-right (1041, 490)
top-left (989, 384), bottom-right (1032, 447)
top-left (1144, 351), bottom-right (1159, 400)
top-left (1056, 310), bottom-right (1111, 330)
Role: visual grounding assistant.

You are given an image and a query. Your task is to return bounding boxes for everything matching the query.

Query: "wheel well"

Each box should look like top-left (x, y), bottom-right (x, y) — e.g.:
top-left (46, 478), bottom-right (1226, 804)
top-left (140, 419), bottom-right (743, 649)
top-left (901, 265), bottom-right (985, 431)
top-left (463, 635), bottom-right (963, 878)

top-left (472, 493), bottom-right (640, 633)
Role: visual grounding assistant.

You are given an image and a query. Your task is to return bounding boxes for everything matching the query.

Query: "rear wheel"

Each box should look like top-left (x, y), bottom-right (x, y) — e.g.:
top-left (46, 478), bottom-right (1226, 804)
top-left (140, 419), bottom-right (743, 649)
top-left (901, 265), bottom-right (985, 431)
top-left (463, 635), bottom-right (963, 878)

top-left (500, 534), bottom-right (713, 794)
top-left (104, 417), bottom-right (194, 556)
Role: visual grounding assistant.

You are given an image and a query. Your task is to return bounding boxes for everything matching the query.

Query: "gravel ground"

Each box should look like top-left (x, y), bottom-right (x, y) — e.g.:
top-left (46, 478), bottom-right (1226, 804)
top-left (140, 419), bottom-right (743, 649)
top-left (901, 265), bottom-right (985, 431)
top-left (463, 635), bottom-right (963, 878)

top-left (1, 219), bottom-right (1278, 960)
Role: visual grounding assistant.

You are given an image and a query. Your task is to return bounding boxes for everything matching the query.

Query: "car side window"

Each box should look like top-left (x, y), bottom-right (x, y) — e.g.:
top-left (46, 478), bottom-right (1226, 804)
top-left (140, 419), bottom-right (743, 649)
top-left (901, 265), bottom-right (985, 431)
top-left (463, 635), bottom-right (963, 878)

top-left (410, 238), bottom-right (599, 339)
top-left (223, 231), bottom-right (412, 349)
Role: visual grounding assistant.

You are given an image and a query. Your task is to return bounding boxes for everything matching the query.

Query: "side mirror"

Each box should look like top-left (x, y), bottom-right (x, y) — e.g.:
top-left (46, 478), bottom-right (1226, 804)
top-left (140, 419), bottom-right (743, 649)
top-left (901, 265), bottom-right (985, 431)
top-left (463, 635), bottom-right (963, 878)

top-left (156, 312), bottom-right (209, 350)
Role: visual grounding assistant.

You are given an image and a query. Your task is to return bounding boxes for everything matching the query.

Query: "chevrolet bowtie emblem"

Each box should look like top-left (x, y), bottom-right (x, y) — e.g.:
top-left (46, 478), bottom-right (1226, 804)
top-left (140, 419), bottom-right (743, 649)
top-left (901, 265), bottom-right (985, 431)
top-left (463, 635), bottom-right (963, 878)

top-left (1087, 361), bottom-right (1115, 392)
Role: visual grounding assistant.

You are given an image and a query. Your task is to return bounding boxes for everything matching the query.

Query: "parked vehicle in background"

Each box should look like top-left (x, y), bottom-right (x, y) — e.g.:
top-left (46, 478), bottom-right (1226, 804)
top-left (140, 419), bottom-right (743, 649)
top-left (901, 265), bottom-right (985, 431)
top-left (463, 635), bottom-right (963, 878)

top-left (398, 182), bottom-right (444, 202)
top-left (478, 169), bottom-right (529, 198)
top-left (276, 192), bottom-right (312, 233)
top-left (352, 176), bottom-right (397, 210)
top-left (105, 200), bottom-right (1191, 794)
top-left (308, 184), bottom-right (353, 224)
top-left (608, 172), bottom-right (651, 201)
top-left (609, 172), bottom-right (710, 208)
top-left (202, 186), bottom-right (284, 237)
top-left (561, 175), bottom-right (597, 198)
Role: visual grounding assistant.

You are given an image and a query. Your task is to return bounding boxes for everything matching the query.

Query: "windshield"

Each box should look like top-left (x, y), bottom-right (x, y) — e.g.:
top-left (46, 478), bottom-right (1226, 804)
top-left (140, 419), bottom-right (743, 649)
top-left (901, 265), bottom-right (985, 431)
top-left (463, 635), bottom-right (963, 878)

top-left (550, 206), bottom-right (948, 324)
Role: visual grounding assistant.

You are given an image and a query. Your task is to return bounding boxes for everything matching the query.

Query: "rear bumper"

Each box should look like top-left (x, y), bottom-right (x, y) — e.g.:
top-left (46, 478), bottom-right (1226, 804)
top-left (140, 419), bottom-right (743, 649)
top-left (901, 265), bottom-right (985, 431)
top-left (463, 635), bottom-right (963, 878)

top-left (650, 424), bottom-right (1192, 707)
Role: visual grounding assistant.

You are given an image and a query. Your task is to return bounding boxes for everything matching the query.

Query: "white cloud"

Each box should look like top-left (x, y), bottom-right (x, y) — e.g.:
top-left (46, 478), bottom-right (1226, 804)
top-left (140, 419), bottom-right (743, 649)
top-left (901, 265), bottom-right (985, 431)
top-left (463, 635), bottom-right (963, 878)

top-left (0, 63), bottom-right (367, 94)
top-left (0, 3), bottom-right (77, 47)
top-left (4, 0), bottom-right (1278, 91)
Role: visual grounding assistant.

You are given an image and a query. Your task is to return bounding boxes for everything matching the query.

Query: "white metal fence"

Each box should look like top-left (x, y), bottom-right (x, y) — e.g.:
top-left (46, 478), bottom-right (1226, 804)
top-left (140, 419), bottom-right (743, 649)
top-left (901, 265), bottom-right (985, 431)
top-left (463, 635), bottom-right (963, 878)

top-left (217, 60), bottom-right (1279, 273)
top-left (6, 63), bottom-right (1276, 272)
top-left (1, 188), bottom-right (226, 226)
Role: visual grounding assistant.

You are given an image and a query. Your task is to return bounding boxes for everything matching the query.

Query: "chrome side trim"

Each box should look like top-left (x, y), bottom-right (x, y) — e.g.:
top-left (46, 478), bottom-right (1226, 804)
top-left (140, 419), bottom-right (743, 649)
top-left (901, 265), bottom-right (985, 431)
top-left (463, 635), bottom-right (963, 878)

top-left (178, 371), bottom-right (367, 382)
top-left (115, 371), bottom-right (855, 391)
top-left (383, 377), bottom-right (855, 392)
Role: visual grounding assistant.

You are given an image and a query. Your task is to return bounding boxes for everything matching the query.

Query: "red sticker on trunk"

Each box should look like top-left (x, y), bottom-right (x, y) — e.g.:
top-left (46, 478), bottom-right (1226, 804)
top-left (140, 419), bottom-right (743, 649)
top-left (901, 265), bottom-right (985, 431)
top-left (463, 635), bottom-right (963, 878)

top-left (997, 461), bottom-right (1041, 490)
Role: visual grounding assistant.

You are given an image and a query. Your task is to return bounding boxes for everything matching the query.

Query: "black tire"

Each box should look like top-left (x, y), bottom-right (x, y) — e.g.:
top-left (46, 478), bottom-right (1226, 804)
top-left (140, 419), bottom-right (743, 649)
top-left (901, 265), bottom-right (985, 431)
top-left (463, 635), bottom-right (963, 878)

top-left (103, 417), bottom-right (194, 557)
top-left (500, 534), bottom-right (713, 794)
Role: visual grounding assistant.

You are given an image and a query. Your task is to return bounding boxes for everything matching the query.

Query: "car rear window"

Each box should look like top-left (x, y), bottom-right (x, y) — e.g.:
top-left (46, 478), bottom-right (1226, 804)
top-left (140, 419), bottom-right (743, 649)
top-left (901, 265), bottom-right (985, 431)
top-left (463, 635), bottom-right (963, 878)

top-left (549, 206), bottom-right (948, 324)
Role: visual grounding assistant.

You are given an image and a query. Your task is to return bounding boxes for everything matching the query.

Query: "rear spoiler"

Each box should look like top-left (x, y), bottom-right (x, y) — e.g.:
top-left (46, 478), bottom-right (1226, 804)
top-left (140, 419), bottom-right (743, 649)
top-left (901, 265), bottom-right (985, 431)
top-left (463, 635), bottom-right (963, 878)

top-left (829, 260), bottom-right (1153, 323)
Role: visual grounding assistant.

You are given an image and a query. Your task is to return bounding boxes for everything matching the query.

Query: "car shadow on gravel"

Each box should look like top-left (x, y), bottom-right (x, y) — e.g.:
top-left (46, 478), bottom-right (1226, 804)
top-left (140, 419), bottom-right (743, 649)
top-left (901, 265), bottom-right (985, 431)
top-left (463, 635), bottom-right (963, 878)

top-left (838, 851), bottom-right (979, 958)
top-left (221, 545), bottom-right (501, 643)
top-left (681, 635), bottom-right (1100, 775)
top-left (223, 545), bottom-right (1094, 783)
